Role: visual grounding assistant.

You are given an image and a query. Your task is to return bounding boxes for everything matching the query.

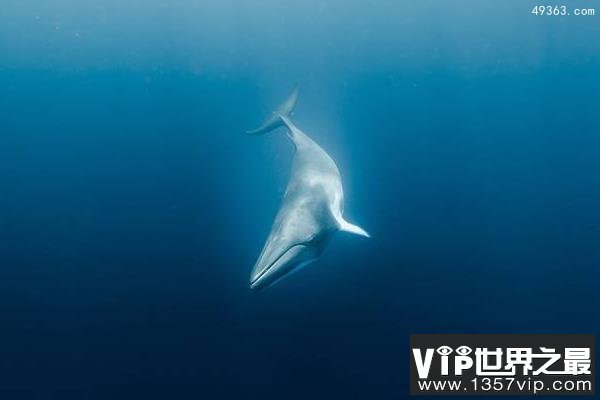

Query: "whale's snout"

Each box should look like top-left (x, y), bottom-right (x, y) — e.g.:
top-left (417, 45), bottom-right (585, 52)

top-left (249, 244), bottom-right (318, 290)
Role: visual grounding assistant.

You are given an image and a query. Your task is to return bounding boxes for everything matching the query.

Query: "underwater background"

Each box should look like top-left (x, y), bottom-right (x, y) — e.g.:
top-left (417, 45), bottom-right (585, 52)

top-left (0, 1), bottom-right (599, 398)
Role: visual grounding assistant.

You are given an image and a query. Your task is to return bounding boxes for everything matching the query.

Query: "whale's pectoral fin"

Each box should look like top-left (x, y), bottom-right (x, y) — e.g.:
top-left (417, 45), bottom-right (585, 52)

top-left (339, 218), bottom-right (370, 238)
top-left (246, 85), bottom-right (299, 135)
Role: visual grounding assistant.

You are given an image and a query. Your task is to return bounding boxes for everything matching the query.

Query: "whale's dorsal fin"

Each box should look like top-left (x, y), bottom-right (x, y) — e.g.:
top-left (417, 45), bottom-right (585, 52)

top-left (246, 85), bottom-right (298, 135)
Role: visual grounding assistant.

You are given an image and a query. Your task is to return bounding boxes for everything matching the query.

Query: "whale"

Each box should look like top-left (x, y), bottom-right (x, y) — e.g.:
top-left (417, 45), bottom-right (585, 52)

top-left (247, 86), bottom-right (369, 290)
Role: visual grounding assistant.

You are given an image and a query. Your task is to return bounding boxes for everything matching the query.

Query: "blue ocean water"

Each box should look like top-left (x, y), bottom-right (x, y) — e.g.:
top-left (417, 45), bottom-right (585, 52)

top-left (0, 1), bottom-right (599, 398)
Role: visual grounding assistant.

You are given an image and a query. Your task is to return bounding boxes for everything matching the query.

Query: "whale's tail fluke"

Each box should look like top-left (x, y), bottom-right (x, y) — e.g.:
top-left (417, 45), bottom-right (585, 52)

top-left (247, 85), bottom-right (299, 135)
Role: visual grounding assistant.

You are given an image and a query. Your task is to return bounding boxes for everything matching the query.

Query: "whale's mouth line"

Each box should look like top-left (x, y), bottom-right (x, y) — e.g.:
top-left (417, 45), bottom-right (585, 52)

top-left (250, 243), bottom-right (307, 288)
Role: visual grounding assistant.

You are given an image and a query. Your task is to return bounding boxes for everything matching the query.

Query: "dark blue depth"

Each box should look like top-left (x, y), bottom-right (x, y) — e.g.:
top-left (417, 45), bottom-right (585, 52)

top-left (0, 1), bottom-right (598, 399)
